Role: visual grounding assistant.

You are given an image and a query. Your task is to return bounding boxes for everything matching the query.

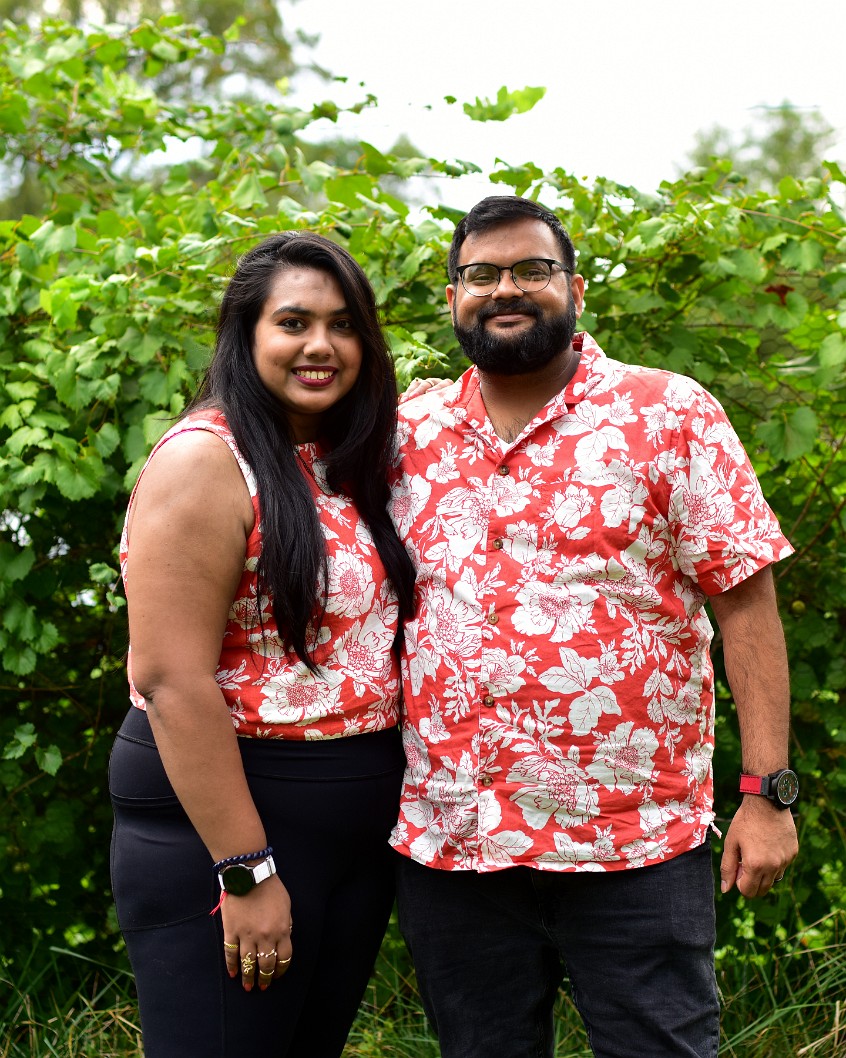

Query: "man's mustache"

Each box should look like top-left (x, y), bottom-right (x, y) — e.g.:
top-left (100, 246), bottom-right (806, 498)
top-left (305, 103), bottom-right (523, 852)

top-left (477, 300), bottom-right (540, 322)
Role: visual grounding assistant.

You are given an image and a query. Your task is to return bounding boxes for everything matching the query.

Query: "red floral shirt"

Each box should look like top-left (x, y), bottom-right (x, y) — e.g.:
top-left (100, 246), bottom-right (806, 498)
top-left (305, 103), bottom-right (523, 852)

top-left (122, 411), bottom-right (402, 739)
top-left (389, 335), bottom-right (792, 871)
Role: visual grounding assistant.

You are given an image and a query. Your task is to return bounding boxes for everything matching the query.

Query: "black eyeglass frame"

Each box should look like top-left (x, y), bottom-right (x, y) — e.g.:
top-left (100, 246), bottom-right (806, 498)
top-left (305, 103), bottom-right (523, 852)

top-left (455, 258), bottom-right (572, 297)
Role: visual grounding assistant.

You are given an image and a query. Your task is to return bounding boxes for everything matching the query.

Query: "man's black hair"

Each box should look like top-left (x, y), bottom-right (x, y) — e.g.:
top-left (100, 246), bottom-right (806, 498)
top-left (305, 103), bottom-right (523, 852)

top-left (447, 196), bottom-right (577, 282)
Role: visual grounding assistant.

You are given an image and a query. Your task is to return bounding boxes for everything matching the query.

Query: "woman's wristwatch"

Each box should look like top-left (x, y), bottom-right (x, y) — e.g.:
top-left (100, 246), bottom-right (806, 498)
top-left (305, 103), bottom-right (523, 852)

top-left (218, 856), bottom-right (277, 896)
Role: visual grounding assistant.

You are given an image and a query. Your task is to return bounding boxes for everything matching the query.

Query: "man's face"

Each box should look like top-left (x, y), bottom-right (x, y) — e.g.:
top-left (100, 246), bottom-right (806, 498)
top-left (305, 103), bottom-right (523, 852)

top-left (446, 217), bottom-right (585, 376)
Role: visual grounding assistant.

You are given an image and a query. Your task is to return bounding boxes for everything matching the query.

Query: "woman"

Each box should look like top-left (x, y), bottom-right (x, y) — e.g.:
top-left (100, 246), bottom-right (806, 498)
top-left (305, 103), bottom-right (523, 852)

top-left (109, 232), bottom-right (416, 1057)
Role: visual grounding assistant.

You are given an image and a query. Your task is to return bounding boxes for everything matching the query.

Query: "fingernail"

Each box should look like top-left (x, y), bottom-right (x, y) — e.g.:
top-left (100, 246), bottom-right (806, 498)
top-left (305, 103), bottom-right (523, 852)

top-left (720, 880), bottom-right (728, 893)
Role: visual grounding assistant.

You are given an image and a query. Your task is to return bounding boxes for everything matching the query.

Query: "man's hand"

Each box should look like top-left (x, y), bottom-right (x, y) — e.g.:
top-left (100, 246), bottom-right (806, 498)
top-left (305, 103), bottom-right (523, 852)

top-left (720, 796), bottom-right (798, 897)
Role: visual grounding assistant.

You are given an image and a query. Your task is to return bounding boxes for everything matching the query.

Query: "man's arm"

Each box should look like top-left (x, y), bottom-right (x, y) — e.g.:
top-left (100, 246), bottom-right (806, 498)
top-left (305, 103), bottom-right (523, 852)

top-left (709, 565), bottom-right (798, 898)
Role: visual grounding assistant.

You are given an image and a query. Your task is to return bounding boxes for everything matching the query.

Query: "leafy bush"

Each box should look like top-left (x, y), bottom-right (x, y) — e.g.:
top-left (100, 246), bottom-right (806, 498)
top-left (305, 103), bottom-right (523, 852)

top-left (0, 16), bottom-right (843, 976)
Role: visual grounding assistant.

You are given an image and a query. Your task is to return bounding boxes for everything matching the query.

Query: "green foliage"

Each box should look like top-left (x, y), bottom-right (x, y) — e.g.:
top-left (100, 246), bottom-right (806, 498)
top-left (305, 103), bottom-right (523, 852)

top-left (687, 101), bottom-right (839, 192)
top-left (0, 15), bottom-right (844, 985)
top-left (457, 84), bottom-right (546, 122)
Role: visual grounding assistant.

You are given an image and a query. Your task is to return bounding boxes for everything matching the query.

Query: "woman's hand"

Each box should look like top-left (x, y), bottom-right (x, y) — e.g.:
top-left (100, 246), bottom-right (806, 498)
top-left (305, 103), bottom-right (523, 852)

top-left (399, 377), bottom-right (452, 403)
top-left (221, 874), bottom-right (294, 991)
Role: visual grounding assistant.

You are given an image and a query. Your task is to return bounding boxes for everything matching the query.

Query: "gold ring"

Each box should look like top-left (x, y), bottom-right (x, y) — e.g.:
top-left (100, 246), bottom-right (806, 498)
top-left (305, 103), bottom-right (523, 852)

top-left (774, 874), bottom-right (785, 883)
top-left (223, 942), bottom-right (238, 951)
top-left (256, 949), bottom-right (277, 959)
top-left (258, 968), bottom-right (274, 978)
top-left (241, 953), bottom-right (255, 974)
top-left (278, 956), bottom-right (292, 965)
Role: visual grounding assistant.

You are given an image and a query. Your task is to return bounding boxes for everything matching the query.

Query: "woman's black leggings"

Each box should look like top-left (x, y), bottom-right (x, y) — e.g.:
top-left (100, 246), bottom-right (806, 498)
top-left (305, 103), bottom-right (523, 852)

top-left (109, 707), bottom-right (404, 1058)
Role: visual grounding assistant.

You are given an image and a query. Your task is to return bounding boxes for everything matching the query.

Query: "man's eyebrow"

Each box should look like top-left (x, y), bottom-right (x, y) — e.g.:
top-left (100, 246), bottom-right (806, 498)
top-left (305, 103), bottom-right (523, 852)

top-left (269, 304), bottom-right (349, 318)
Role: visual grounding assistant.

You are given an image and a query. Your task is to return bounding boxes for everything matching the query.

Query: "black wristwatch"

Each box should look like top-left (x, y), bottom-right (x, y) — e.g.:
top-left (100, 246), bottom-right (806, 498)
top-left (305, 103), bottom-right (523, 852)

top-left (739, 769), bottom-right (799, 810)
top-left (218, 855), bottom-right (277, 896)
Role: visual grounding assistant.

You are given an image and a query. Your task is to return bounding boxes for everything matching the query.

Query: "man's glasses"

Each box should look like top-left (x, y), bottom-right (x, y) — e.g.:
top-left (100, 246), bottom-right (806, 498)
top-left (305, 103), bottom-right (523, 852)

top-left (455, 258), bottom-right (570, 297)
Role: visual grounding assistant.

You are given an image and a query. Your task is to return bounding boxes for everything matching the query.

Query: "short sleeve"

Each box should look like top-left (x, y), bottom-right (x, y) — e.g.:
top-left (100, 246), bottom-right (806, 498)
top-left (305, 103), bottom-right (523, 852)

top-left (666, 387), bottom-right (793, 595)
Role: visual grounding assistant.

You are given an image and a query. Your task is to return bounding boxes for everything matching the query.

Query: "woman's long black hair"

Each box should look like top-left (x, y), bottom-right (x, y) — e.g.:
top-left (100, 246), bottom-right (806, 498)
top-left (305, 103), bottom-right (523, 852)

top-left (187, 231), bottom-right (415, 669)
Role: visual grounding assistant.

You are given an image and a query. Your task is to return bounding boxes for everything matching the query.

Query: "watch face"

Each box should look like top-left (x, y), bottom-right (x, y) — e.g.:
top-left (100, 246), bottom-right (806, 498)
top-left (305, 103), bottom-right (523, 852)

top-left (775, 770), bottom-right (799, 806)
top-left (221, 864), bottom-right (256, 896)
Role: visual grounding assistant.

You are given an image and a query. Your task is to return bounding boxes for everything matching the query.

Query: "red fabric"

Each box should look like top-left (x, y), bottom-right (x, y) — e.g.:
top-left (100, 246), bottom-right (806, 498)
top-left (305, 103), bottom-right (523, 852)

top-left (121, 411), bottom-right (402, 739)
top-left (389, 335), bottom-right (792, 872)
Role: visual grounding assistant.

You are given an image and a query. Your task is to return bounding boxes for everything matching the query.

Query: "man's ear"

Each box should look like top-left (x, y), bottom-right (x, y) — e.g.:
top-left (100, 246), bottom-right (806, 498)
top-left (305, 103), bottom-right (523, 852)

top-left (446, 283), bottom-right (456, 312)
top-left (570, 274), bottom-right (586, 317)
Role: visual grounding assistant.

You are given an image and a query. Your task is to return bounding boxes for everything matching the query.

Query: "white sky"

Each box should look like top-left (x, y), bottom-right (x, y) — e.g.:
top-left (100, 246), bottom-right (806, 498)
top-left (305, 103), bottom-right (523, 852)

top-left (287, 0), bottom-right (846, 207)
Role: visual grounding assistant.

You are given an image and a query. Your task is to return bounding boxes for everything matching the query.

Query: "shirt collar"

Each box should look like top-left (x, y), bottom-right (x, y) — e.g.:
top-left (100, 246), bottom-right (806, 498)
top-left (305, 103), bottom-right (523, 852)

top-left (448, 332), bottom-right (609, 442)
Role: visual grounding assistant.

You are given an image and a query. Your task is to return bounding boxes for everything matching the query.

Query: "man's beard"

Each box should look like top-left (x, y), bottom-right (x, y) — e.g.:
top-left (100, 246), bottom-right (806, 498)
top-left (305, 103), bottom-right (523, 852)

top-left (453, 298), bottom-right (578, 376)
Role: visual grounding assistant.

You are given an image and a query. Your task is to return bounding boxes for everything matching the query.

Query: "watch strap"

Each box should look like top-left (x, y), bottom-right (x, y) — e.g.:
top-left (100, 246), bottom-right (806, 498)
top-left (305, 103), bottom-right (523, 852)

top-left (252, 855), bottom-right (276, 884)
top-left (739, 773), bottom-right (767, 795)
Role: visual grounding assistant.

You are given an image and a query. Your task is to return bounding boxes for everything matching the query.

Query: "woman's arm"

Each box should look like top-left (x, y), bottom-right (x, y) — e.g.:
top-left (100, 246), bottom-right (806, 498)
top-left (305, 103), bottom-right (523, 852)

top-left (126, 429), bottom-right (292, 988)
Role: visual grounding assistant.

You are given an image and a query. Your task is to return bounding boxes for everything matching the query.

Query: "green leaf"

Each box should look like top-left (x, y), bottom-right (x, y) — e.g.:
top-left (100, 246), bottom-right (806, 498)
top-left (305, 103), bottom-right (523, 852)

top-left (781, 238), bottom-right (825, 273)
top-left (325, 174), bottom-right (375, 208)
top-left (54, 451), bottom-right (105, 501)
top-left (819, 333), bottom-right (846, 368)
top-left (35, 745), bottom-right (63, 776)
top-left (463, 85), bottom-right (546, 122)
top-left (0, 546), bottom-right (35, 583)
top-left (230, 172), bottom-right (268, 210)
top-left (756, 406), bottom-right (818, 462)
top-left (30, 220), bottom-right (77, 257)
top-left (3, 723), bottom-right (37, 759)
top-left (89, 563), bottom-right (119, 585)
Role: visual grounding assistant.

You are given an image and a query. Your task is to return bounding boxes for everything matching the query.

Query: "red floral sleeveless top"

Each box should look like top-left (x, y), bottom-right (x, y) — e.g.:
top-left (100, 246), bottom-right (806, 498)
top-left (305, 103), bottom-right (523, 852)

top-left (121, 411), bottom-right (402, 739)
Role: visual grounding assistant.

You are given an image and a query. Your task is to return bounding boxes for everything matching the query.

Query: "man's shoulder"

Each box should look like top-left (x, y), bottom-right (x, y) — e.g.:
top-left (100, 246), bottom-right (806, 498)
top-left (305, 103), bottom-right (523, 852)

top-left (585, 341), bottom-right (712, 407)
top-left (396, 369), bottom-right (476, 439)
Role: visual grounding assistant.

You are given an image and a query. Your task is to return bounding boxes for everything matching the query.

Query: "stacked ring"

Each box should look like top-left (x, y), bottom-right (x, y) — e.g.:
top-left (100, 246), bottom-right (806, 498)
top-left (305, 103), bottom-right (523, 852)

top-left (258, 968), bottom-right (274, 978)
top-left (257, 949), bottom-right (277, 959)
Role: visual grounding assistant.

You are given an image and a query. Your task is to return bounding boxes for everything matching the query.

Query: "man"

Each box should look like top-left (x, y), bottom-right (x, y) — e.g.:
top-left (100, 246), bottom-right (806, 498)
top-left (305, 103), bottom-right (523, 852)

top-left (389, 196), bottom-right (798, 1058)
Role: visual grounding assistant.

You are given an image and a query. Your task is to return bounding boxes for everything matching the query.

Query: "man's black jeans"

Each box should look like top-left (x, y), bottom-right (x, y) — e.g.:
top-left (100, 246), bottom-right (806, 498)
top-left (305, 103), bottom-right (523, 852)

top-left (396, 841), bottom-right (719, 1058)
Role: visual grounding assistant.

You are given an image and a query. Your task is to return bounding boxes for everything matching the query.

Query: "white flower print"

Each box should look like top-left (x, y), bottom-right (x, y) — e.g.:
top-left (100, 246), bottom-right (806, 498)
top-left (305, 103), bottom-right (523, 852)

top-left (477, 792), bottom-right (533, 866)
top-left (540, 485), bottom-right (593, 537)
top-left (334, 612), bottom-right (397, 698)
top-left (524, 439), bottom-right (557, 466)
top-left (585, 721), bottom-right (659, 794)
top-left (419, 696), bottom-right (451, 744)
top-left (508, 749), bottom-right (600, 830)
top-left (390, 472), bottom-right (432, 538)
top-left (431, 484), bottom-right (492, 559)
top-left (536, 824), bottom-right (620, 870)
top-left (682, 741), bottom-right (713, 788)
top-left (258, 665), bottom-right (345, 725)
top-left (476, 649), bottom-right (527, 700)
top-left (538, 647), bottom-right (621, 736)
top-left (215, 660), bottom-right (250, 691)
top-left (642, 402), bottom-right (681, 446)
top-left (513, 579), bottom-right (599, 643)
top-left (325, 545), bottom-right (375, 618)
top-left (425, 442), bottom-right (462, 483)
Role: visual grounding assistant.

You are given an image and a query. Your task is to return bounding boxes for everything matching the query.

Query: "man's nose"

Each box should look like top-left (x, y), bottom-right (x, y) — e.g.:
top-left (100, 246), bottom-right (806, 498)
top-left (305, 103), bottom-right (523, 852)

top-left (491, 267), bottom-right (523, 299)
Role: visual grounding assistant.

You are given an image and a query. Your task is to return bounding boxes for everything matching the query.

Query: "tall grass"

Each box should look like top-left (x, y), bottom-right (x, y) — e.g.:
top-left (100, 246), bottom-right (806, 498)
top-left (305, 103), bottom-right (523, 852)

top-left (2, 922), bottom-right (843, 1057)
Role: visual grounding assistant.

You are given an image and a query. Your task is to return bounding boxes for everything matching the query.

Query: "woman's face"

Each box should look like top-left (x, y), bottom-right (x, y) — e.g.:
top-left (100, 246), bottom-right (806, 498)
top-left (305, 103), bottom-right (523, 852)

top-left (252, 266), bottom-right (363, 443)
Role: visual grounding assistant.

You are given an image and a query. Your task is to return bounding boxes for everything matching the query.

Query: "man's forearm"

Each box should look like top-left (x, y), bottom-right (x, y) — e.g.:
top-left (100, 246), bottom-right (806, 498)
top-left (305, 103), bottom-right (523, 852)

top-left (709, 566), bottom-right (791, 772)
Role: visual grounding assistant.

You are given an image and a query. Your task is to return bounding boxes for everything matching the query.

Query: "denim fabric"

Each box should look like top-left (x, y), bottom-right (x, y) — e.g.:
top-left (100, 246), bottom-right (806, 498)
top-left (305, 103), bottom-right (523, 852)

top-left (396, 842), bottom-right (719, 1058)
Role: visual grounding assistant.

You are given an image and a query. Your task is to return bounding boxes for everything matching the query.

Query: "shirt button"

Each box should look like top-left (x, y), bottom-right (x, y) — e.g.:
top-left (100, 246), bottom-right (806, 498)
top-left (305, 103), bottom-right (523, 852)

top-left (496, 465), bottom-right (510, 476)
top-left (487, 613), bottom-right (499, 625)
top-left (483, 695), bottom-right (495, 707)
top-left (480, 775), bottom-right (493, 787)
top-left (492, 538), bottom-right (503, 550)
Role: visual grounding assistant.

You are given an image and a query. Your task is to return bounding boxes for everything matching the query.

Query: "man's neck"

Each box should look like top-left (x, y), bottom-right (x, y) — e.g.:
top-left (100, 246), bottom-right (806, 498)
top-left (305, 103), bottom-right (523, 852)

top-left (479, 346), bottom-right (579, 443)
